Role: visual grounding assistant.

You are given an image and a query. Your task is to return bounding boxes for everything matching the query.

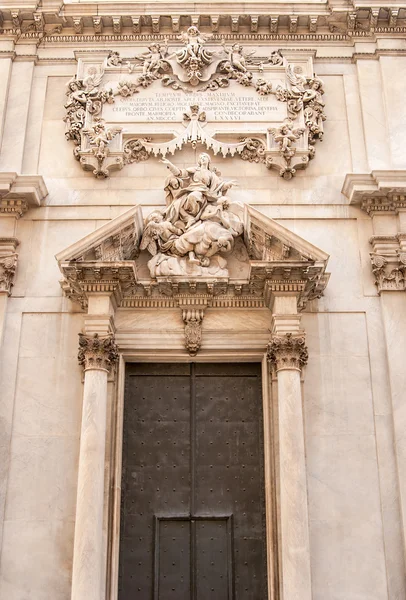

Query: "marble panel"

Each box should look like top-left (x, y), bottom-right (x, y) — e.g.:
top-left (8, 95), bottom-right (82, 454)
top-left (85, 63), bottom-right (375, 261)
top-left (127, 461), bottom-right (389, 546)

top-left (0, 61), bottom-right (34, 173)
top-left (21, 75), bottom-right (48, 174)
top-left (0, 58), bottom-right (12, 149)
top-left (307, 434), bottom-right (387, 600)
top-left (380, 57), bottom-right (406, 169)
top-left (19, 312), bottom-right (83, 358)
top-left (14, 219), bottom-right (97, 297)
top-left (4, 434), bottom-right (78, 522)
top-left (43, 76), bottom-right (68, 121)
top-left (39, 120), bottom-right (84, 178)
top-left (278, 219), bottom-right (363, 303)
top-left (12, 357), bottom-right (82, 437)
top-left (0, 519), bottom-right (74, 600)
top-left (357, 60), bottom-right (391, 170)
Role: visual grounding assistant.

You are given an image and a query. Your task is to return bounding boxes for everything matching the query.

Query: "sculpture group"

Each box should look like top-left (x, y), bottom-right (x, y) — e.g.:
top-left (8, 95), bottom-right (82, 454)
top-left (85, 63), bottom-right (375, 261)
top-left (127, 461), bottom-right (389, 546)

top-left (140, 153), bottom-right (244, 277)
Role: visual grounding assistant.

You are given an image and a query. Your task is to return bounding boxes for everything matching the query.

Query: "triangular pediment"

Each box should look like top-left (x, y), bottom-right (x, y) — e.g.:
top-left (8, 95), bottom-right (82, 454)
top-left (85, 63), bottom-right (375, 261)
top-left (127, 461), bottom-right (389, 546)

top-left (244, 205), bottom-right (329, 264)
top-left (55, 205), bottom-right (144, 263)
top-left (56, 203), bottom-right (329, 311)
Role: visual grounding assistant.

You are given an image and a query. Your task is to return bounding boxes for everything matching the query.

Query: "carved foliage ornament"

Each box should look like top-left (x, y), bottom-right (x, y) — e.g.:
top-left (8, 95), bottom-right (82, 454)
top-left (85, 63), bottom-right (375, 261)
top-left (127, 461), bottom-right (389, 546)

top-left (78, 333), bottom-right (119, 372)
top-left (0, 253), bottom-right (18, 295)
top-left (267, 333), bottom-right (308, 371)
top-left (64, 30), bottom-right (326, 180)
top-left (182, 308), bottom-right (204, 356)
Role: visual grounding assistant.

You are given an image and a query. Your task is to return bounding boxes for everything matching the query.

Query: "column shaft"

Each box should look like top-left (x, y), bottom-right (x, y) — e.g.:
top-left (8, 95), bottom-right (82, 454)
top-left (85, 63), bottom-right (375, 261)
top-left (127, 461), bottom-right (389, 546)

top-left (71, 368), bottom-right (108, 600)
top-left (277, 367), bottom-right (312, 600)
top-left (268, 326), bottom-right (311, 600)
top-left (71, 332), bottom-right (118, 600)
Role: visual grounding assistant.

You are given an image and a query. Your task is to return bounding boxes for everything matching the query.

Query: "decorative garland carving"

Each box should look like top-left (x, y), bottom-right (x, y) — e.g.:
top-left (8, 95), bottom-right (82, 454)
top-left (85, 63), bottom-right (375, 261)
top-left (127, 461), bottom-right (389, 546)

top-left (267, 332), bottom-right (308, 371)
top-left (78, 333), bottom-right (119, 372)
top-left (64, 29), bottom-right (326, 179)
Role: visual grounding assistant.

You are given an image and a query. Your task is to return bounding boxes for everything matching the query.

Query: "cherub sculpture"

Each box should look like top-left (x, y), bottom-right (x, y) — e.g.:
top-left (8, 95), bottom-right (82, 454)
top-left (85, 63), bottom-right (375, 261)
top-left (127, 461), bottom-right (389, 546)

top-left (270, 121), bottom-right (305, 160)
top-left (140, 212), bottom-right (183, 255)
top-left (137, 41), bottom-right (168, 74)
top-left (83, 118), bottom-right (121, 151)
top-left (177, 27), bottom-right (212, 63)
top-left (221, 41), bottom-right (255, 73)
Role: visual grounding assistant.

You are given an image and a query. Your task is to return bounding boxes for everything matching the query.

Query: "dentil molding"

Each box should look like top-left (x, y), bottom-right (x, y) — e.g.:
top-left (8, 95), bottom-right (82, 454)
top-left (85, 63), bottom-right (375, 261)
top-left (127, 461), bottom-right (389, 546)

top-left (1, 4), bottom-right (406, 38)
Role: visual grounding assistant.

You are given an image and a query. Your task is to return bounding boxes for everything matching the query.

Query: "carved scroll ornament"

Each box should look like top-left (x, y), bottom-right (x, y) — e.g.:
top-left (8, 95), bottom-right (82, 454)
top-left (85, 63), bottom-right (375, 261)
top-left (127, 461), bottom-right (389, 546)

top-left (64, 30), bottom-right (326, 179)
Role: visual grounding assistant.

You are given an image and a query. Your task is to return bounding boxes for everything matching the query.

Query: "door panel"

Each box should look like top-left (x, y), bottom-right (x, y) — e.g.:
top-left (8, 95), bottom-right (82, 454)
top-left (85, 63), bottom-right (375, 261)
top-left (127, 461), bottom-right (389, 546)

top-left (119, 363), bottom-right (267, 599)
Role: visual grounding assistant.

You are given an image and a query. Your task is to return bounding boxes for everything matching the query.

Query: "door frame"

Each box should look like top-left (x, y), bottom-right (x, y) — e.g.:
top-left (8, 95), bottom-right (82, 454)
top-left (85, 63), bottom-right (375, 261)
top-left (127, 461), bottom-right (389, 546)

top-left (107, 350), bottom-right (279, 600)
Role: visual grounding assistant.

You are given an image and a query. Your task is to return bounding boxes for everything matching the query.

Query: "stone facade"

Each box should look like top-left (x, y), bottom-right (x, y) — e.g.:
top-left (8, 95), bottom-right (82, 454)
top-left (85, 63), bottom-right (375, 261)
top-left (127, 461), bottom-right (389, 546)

top-left (1, 1), bottom-right (406, 599)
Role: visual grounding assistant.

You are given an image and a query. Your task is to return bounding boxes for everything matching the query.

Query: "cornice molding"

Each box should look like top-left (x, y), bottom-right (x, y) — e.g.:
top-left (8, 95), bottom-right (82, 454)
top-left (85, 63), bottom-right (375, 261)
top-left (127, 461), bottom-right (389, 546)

top-left (0, 173), bottom-right (48, 218)
top-left (1, 5), bottom-right (406, 40)
top-left (342, 171), bottom-right (406, 215)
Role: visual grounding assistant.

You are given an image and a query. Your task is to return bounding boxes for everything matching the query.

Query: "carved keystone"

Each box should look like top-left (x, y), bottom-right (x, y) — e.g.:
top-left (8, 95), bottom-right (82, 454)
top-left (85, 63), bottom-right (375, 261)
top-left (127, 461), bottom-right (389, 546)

top-left (182, 308), bottom-right (205, 356)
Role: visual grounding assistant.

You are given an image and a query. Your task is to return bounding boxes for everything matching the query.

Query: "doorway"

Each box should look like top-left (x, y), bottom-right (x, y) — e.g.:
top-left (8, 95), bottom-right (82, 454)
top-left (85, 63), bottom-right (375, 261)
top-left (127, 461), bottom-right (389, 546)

top-left (119, 363), bottom-right (268, 599)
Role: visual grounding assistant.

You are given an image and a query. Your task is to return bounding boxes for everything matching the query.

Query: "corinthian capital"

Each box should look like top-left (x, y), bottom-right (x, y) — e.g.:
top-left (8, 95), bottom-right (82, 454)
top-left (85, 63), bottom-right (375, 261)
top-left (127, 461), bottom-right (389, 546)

top-left (78, 333), bottom-right (119, 372)
top-left (267, 332), bottom-right (308, 371)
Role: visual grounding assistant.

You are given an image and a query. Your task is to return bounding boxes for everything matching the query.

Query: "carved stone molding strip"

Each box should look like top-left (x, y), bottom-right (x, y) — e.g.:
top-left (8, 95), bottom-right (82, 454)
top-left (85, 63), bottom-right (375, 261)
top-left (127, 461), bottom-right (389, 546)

top-left (361, 195), bottom-right (406, 216)
top-left (267, 332), bottom-right (308, 371)
top-left (78, 333), bottom-right (119, 372)
top-left (0, 237), bottom-right (19, 295)
top-left (2, 5), bottom-right (406, 38)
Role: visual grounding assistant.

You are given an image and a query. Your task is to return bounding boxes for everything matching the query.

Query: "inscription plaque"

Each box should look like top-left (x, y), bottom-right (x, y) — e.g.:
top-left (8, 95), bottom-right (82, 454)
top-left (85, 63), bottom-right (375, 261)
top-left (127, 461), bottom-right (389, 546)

top-left (103, 87), bottom-right (287, 123)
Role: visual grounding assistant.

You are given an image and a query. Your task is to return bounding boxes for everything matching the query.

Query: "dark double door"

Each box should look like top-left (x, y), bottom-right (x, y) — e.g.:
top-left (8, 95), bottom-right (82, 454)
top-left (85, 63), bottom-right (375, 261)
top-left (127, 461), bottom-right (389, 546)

top-left (119, 363), bottom-right (268, 599)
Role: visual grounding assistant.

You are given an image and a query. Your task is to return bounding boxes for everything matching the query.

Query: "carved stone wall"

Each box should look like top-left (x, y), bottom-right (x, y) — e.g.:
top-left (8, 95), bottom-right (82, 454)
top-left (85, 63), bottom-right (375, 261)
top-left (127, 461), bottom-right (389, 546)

top-left (1, 3), bottom-right (406, 600)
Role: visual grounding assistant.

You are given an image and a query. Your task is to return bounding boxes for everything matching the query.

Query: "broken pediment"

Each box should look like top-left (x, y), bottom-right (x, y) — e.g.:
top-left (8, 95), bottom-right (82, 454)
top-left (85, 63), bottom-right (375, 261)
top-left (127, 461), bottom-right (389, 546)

top-left (56, 202), bottom-right (330, 312)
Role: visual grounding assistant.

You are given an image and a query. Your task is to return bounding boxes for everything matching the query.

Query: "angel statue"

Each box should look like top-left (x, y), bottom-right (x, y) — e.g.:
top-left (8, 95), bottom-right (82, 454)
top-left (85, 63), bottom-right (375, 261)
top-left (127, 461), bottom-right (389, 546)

top-left (221, 41), bottom-right (255, 73)
top-left (140, 153), bottom-right (244, 278)
top-left (286, 63), bottom-right (308, 97)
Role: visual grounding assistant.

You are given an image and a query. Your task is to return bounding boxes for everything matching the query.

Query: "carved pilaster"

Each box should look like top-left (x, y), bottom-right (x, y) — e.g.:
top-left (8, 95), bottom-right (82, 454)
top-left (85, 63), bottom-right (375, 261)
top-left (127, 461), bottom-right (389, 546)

top-left (182, 308), bottom-right (205, 356)
top-left (0, 238), bottom-right (19, 295)
top-left (78, 333), bottom-right (119, 372)
top-left (267, 332), bottom-right (308, 371)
